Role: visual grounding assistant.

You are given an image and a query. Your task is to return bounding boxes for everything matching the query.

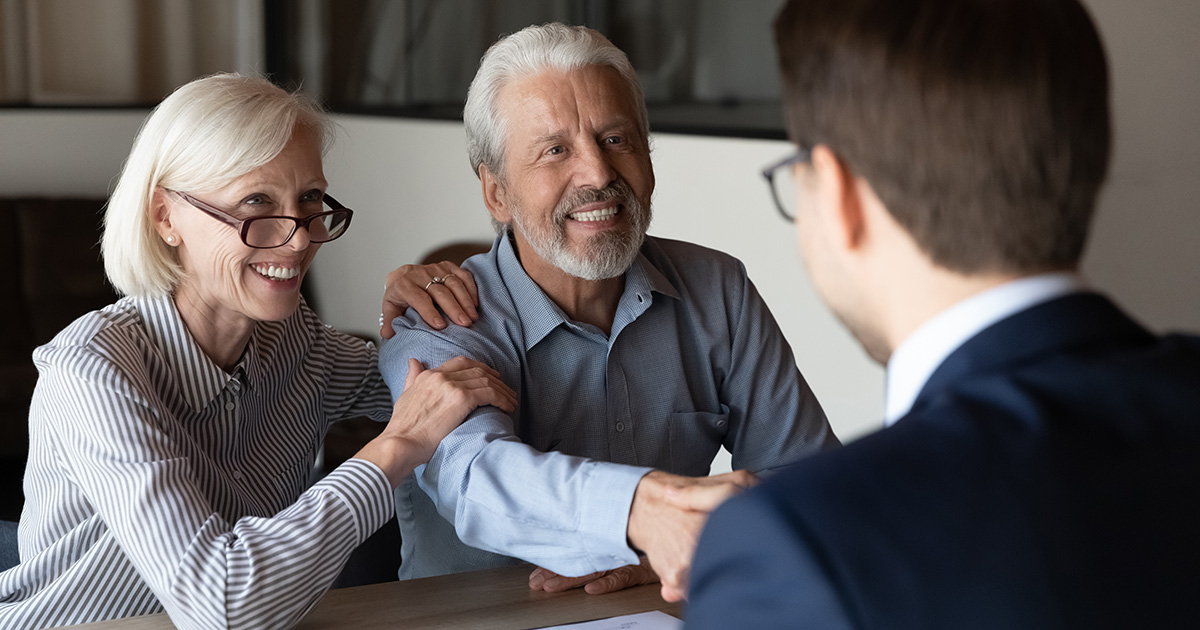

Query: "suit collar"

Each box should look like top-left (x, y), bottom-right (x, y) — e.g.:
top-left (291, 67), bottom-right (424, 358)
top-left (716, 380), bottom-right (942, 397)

top-left (910, 292), bottom-right (1154, 416)
top-left (885, 273), bottom-right (1084, 424)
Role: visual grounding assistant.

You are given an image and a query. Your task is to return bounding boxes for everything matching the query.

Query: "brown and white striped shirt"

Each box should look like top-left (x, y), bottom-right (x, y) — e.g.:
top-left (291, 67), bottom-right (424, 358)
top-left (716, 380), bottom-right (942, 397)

top-left (0, 294), bottom-right (394, 629)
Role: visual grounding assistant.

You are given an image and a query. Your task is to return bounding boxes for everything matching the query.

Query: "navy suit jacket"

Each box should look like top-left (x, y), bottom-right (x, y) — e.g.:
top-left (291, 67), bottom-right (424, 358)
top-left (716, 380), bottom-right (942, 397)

top-left (687, 293), bottom-right (1200, 629)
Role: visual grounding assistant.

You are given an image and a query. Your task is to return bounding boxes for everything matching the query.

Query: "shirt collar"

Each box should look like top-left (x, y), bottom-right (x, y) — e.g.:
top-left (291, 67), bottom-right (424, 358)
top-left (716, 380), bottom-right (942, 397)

top-left (883, 272), bottom-right (1086, 426)
top-left (135, 293), bottom-right (257, 412)
top-left (630, 242), bottom-right (681, 301)
top-left (494, 232), bottom-right (679, 350)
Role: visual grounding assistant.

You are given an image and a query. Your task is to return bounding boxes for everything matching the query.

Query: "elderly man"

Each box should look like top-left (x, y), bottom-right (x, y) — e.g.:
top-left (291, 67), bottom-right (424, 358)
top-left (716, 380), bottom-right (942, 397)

top-left (686, 0), bottom-right (1200, 627)
top-left (379, 23), bottom-right (835, 600)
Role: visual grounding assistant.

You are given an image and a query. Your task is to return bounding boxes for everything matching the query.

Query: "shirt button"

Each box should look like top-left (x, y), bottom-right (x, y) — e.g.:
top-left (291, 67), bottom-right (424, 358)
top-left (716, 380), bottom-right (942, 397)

top-left (232, 470), bottom-right (243, 480)
top-left (225, 401), bottom-right (236, 411)
top-left (615, 421), bottom-right (625, 432)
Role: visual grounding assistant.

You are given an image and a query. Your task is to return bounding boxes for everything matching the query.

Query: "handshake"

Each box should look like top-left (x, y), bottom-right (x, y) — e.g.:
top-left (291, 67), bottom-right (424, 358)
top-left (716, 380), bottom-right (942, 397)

top-left (528, 470), bottom-right (758, 602)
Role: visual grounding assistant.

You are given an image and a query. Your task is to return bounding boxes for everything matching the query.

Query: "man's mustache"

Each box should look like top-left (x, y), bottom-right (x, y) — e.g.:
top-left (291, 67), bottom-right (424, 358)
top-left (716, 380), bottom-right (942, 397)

top-left (555, 180), bottom-right (636, 220)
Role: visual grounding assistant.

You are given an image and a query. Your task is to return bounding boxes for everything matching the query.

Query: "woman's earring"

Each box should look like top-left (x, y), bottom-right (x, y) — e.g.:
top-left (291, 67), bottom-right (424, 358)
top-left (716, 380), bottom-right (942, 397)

top-left (166, 235), bottom-right (177, 245)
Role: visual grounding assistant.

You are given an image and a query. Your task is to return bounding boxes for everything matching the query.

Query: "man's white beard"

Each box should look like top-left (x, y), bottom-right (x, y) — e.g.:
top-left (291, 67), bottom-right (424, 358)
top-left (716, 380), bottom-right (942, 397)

top-left (512, 180), bottom-right (651, 281)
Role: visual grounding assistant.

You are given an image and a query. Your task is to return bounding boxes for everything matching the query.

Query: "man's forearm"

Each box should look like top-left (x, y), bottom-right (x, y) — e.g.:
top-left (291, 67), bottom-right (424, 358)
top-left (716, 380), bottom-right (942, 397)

top-left (423, 423), bottom-right (652, 575)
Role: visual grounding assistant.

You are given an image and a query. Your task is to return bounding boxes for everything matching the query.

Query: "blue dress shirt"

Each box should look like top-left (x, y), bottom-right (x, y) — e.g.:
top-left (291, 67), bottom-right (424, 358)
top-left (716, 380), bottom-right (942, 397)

top-left (380, 233), bottom-right (834, 579)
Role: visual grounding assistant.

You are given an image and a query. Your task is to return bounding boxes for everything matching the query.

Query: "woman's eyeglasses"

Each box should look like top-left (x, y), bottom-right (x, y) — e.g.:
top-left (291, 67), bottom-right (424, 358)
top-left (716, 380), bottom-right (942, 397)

top-left (168, 189), bottom-right (353, 249)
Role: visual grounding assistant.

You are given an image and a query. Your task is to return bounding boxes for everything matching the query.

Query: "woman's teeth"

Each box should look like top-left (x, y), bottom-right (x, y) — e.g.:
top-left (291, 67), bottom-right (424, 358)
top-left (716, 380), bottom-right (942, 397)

top-left (252, 264), bottom-right (300, 280)
top-left (570, 206), bottom-right (618, 222)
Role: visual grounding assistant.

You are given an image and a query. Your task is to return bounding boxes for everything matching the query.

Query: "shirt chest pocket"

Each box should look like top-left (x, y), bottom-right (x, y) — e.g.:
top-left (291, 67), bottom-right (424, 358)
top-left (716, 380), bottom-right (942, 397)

top-left (667, 406), bottom-right (730, 476)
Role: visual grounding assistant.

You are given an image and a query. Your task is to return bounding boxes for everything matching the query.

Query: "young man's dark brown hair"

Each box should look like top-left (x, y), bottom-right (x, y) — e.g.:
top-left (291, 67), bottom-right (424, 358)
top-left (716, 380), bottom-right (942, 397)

top-left (774, 0), bottom-right (1111, 274)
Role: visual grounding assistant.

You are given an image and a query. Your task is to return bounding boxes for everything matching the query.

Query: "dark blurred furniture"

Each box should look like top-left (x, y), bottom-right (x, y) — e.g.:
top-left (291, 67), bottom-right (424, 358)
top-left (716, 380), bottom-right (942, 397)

top-left (0, 197), bottom-right (117, 522)
top-left (419, 241), bottom-right (492, 267)
top-left (322, 413), bottom-right (399, 588)
top-left (1, 519), bottom-right (18, 570)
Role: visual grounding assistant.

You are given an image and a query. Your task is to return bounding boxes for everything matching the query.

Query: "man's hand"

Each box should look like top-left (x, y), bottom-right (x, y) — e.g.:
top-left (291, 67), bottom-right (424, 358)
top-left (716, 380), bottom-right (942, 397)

top-left (380, 261), bottom-right (479, 338)
top-left (627, 470), bottom-right (757, 602)
top-left (529, 556), bottom-right (659, 595)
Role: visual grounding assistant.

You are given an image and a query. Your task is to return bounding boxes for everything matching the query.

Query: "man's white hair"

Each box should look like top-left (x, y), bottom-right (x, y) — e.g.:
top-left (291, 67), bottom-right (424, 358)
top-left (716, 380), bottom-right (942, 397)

top-left (463, 22), bottom-right (649, 184)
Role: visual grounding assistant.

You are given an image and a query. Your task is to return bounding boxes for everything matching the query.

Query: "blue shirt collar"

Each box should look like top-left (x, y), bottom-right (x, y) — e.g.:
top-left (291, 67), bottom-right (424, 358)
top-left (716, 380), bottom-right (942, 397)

top-left (494, 232), bottom-right (679, 350)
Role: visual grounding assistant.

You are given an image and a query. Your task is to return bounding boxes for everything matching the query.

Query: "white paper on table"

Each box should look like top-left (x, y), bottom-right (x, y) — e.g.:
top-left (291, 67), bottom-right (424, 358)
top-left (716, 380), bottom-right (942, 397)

top-left (535, 610), bottom-right (682, 630)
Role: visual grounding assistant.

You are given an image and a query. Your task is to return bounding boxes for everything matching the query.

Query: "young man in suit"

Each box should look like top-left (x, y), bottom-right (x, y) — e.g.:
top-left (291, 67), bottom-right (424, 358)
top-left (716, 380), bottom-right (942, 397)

top-left (685, 0), bottom-right (1200, 627)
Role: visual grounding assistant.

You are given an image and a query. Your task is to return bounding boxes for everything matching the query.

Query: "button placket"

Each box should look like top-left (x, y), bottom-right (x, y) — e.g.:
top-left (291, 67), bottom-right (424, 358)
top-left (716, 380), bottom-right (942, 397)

top-left (606, 349), bottom-right (636, 463)
top-left (224, 376), bottom-right (243, 412)
top-left (228, 376), bottom-right (245, 484)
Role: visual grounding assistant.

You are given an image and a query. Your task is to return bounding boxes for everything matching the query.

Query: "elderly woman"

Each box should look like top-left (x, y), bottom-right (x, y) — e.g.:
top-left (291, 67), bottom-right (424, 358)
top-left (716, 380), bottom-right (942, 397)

top-left (0, 73), bottom-right (515, 629)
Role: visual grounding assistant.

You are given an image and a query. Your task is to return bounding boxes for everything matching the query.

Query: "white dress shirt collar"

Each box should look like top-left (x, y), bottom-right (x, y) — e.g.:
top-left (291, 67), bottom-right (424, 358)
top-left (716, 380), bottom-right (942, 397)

top-left (883, 272), bottom-right (1086, 426)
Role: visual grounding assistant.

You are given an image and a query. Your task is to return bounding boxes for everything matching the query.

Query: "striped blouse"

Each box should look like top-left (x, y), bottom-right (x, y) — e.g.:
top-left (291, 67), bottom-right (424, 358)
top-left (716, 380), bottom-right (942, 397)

top-left (0, 294), bottom-right (395, 629)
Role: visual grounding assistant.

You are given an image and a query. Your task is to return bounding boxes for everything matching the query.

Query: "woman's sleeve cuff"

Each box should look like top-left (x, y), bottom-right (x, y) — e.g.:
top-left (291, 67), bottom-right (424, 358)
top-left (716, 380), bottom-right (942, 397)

top-left (312, 458), bottom-right (395, 543)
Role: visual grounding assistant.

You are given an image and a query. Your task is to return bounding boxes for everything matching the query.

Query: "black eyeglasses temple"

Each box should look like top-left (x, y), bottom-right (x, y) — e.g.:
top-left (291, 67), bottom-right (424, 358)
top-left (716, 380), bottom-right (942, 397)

top-left (323, 193), bottom-right (347, 211)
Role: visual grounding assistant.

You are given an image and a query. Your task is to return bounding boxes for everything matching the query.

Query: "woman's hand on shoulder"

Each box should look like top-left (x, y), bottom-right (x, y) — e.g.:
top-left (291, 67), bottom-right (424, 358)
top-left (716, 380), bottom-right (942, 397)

top-left (356, 357), bottom-right (515, 486)
top-left (380, 261), bottom-right (479, 338)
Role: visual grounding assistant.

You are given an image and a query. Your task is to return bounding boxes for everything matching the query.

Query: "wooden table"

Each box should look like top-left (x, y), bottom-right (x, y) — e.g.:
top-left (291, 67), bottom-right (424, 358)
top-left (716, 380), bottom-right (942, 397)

top-left (63, 564), bottom-right (685, 629)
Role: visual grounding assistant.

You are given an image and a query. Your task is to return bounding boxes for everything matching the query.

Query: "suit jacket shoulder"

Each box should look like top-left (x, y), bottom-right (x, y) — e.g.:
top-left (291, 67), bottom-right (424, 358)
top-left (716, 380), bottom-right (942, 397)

top-left (687, 294), bottom-right (1200, 630)
top-left (687, 481), bottom-right (855, 630)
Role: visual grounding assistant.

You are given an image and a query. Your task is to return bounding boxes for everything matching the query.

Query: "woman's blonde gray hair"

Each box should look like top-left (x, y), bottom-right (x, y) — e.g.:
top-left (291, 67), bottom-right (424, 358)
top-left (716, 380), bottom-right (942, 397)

top-left (102, 73), bottom-right (333, 296)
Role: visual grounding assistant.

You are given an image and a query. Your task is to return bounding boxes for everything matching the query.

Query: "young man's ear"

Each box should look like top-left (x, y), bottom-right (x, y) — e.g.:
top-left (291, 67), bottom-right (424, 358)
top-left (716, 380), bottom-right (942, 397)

top-left (810, 145), bottom-right (867, 251)
top-left (479, 165), bottom-right (513, 225)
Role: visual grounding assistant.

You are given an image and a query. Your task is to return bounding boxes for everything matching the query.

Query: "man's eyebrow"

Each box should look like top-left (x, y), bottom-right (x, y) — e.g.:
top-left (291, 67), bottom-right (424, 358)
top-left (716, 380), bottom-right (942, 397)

top-left (531, 131), bottom-right (568, 146)
top-left (598, 117), bottom-right (636, 133)
top-left (527, 118), bottom-right (638, 148)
